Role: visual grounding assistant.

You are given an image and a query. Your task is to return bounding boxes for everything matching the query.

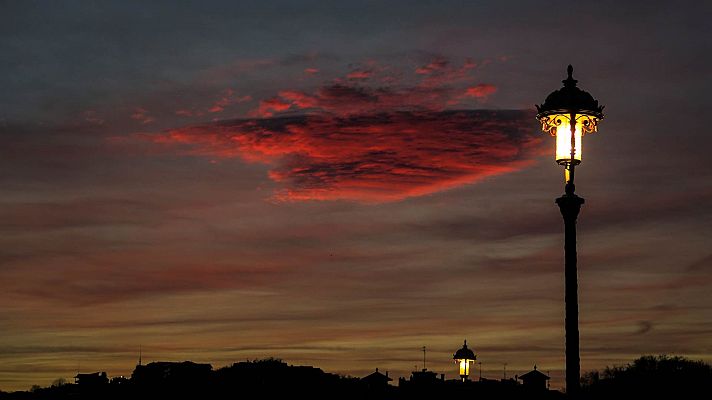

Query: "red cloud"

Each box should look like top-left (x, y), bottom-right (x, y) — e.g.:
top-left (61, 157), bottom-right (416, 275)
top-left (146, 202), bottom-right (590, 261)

top-left (415, 57), bottom-right (481, 89)
top-left (149, 110), bottom-right (542, 202)
top-left (464, 84), bottom-right (498, 99)
top-left (147, 56), bottom-right (534, 202)
top-left (346, 69), bottom-right (373, 80)
top-left (255, 96), bottom-right (293, 117)
top-left (415, 57), bottom-right (449, 74)
top-left (174, 89), bottom-right (251, 117)
top-left (250, 81), bottom-right (487, 118)
top-left (209, 88), bottom-right (251, 113)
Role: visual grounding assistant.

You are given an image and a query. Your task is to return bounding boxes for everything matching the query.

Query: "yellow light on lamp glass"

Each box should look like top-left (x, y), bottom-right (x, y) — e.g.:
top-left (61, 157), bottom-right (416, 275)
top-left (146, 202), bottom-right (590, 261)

top-left (554, 115), bottom-right (583, 164)
top-left (458, 359), bottom-right (472, 377)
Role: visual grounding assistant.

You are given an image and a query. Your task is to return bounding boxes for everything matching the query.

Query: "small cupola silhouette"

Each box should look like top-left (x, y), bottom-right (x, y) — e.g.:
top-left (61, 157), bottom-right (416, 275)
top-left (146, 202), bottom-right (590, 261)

top-left (518, 365), bottom-right (550, 390)
top-left (453, 340), bottom-right (476, 382)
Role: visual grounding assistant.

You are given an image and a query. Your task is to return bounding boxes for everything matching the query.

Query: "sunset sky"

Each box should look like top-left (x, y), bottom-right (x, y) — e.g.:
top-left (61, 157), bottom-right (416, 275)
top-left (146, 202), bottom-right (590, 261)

top-left (1, 0), bottom-right (711, 391)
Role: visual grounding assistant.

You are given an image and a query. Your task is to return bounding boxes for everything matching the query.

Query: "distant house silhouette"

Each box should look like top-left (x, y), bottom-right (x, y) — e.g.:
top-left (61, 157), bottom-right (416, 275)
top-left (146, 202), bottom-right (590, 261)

top-left (518, 365), bottom-right (550, 390)
top-left (361, 368), bottom-right (392, 390)
top-left (398, 367), bottom-right (445, 398)
top-left (74, 371), bottom-right (108, 386)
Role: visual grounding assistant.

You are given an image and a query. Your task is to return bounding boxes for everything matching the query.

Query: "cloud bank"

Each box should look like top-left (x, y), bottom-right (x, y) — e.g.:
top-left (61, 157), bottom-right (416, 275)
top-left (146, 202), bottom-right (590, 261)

top-left (150, 110), bottom-right (542, 202)
top-left (141, 56), bottom-right (542, 202)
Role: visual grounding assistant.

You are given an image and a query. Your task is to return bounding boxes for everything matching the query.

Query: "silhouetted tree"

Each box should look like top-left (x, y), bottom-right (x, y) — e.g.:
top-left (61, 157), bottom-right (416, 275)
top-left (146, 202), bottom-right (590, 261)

top-left (50, 378), bottom-right (67, 388)
top-left (212, 358), bottom-right (366, 399)
top-left (582, 355), bottom-right (712, 398)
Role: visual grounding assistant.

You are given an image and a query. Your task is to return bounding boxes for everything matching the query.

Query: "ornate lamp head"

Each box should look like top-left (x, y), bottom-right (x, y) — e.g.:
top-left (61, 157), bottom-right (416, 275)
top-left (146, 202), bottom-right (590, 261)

top-left (536, 65), bottom-right (604, 166)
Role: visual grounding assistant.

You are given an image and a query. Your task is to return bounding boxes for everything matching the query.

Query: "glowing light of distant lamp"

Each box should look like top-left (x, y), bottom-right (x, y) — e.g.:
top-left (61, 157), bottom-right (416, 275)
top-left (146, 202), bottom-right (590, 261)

top-left (453, 340), bottom-right (476, 382)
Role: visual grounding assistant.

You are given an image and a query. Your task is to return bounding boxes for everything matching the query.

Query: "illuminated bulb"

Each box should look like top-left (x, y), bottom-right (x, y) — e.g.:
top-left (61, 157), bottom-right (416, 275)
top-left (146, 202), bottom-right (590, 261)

top-left (459, 359), bottom-right (470, 377)
top-left (554, 116), bottom-right (583, 164)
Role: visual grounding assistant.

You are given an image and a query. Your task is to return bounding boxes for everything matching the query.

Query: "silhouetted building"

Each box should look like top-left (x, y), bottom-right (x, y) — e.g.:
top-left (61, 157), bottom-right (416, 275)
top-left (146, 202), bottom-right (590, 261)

top-left (398, 367), bottom-right (446, 397)
top-left (518, 365), bottom-right (550, 390)
top-left (109, 375), bottom-right (129, 385)
top-left (361, 368), bottom-right (391, 389)
top-left (132, 361), bottom-right (212, 385)
top-left (74, 371), bottom-right (108, 386)
top-left (409, 369), bottom-right (442, 385)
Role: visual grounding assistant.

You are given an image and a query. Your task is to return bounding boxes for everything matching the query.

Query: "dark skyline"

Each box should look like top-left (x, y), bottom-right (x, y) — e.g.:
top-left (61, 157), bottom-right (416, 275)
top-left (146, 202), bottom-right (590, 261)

top-left (1, 0), bottom-right (710, 391)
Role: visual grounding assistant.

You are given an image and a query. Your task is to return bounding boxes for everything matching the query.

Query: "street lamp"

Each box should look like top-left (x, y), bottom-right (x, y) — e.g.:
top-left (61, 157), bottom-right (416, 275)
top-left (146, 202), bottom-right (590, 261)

top-left (453, 340), bottom-right (476, 382)
top-left (536, 65), bottom-right (604, 397)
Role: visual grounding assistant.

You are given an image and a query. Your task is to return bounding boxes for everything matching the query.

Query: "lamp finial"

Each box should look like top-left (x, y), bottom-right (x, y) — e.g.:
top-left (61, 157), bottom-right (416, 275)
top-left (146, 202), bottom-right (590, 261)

top-left (563, 65), bottom-right (578, 87)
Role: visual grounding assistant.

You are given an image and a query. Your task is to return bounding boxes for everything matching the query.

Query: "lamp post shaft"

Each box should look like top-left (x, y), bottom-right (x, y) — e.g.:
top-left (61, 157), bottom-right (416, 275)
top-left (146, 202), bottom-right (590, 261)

top-left (556, 190), bottom-right (584, 397)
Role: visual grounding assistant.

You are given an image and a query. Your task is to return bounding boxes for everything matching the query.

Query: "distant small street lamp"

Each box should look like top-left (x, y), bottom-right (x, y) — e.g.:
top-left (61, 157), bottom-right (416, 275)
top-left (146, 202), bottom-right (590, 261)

top-left (453, 340), bottom-right (476, 382)
top-left (536, 65), bottom-right (604, 397)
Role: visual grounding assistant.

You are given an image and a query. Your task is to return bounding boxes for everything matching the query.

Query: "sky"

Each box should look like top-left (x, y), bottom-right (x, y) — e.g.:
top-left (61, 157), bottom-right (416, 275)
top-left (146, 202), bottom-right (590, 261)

top-left (1, 0), bottom-right (711, 392)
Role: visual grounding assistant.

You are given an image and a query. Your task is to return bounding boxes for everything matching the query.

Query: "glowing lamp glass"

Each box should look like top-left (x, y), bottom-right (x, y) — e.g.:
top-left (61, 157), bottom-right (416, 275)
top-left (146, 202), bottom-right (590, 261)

top-left (540, 113), bottom-right (598, 166)
top-left (457, 358), bottom-right (472, 378)
top-left (554, 116), bottom-right (583, 164)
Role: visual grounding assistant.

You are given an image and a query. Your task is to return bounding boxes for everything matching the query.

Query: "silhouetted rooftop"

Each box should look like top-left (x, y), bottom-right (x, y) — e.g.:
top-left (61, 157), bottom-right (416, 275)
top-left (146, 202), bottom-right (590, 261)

top-left (362, 368), bottom-right (392, 382)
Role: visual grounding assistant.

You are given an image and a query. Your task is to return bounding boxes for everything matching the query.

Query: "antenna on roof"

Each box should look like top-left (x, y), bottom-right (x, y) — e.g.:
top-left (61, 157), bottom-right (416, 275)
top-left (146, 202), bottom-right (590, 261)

top-left (138, 345), bottom-right (142, 366)
top-left (422, 346), bottom-right (426, 371)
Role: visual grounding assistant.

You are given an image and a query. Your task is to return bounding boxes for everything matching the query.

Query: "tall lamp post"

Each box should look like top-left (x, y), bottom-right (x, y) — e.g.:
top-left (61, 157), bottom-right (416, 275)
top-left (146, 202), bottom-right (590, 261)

top-left (536, 65), bottom-right (604, 397)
